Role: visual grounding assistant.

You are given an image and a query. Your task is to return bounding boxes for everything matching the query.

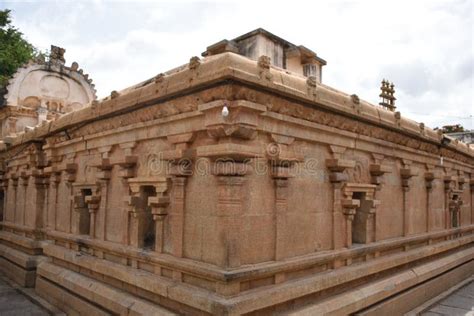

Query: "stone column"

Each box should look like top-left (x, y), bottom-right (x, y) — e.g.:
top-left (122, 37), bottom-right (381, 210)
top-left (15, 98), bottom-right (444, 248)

top-left (272, 166), bottom-right (291, 262)
top-left (197, 99), bottom-right (265, 270)
top-left (214, 161), bottom-right (247, 268)
top-left (369, 154), bottom-right (391, 242)
top-left (20, 171), bottom-right (29, 226)
top-left (163, 133), bottom-right (195, 260)
top-left (470, 178), bottom-right (474, 225)
top-left (10, 173), bottom-right (18, 224)
top-left (167, 173), bottom-right (188, 281)
top-left (85, 192), bottom-right (101, 238)
top-left (95, 149), bottom-right (112, 241)
top-left (148, 182), bottom-right (170, 254)
top-left (341, 198), bottom-right (359, 248)
top-left (51, 171), bottom-right (61, 231)
top-left (31, 169), bottom-right (47, 234)
top-left (444, 174), bottom-right (456, 229)
top-left (326, 145), bottom-right (355, 254)
top-left (64, 162), bottom-right (77, 234)
top-left (169, 174), bottom-right (187, 258)
top-left (125, 184), bottom-right (142, 247)
top-left (425, 167), bottom-right (436, 233)
top-left (0, 166), bottom-right (7, 222)
top-left (400, 161), bottom-right (416, 236)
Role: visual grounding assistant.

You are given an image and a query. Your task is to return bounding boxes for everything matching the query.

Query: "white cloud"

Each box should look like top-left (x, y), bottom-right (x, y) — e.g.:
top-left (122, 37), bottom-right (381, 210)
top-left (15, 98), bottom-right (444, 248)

top-left (3, 0), bottom-right (472, 129)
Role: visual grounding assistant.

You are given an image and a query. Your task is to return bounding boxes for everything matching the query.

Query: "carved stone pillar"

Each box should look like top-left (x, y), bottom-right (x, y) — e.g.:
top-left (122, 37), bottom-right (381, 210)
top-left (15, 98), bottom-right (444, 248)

top-left (265, 134), bottom-right (301, 265)
top-left (272, 166), bottom-right (291, 262)
top-left (7, 117), bottom-right (18, 136)
top-left (72, 191), bottom-right (87, 235)
top-left (10, 172), bottom-right (18, 224)
top-left (470, 178), bottom-right (474, 225)
top-left (20, 170), bottom-right (29, 226)
top-left (214, 161), bottom-right (247, 268)
top-left (340, 183), bottom-right (379, 249)
top-left (400, 160), bottom-right (416, 236)
top-left (196, 100), bottom-right (265, 270)
top-left (116, 143), bottom-right (138, 245)
top-left (0, 164), bottom-right (6, 222)
top-left (425, 166), bottom-right (436, 232)
top-left (148, 181), bottom-right (170, 254)
top-left (369, 154), bottom-right (390, 242)
top-left (369, 154), bottom-right (391, 190)
top-left (43, 167), bottom-right (60, 230)
top-left (125, 185), bottom-right (144, 248)
top-left (30, 169), bottom-right (47, 236)
top-left (163, 133), bottom-right (195, 261)
top-left (326, 145), bottom-right (355, 254)
top-left (85, 192), bottom-right (101, 238)
top-left (444, 174), bottom-right (456, 229)
top-left (95, 147), bottom-right (113, 240)
top-left (125, 177), bottom-right (170, 253)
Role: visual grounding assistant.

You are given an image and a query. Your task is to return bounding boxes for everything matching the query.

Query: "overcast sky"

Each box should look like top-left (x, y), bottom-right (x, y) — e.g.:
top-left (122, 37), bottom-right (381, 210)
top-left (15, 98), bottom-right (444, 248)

top-left (2, 0), bottom-right (473, 129)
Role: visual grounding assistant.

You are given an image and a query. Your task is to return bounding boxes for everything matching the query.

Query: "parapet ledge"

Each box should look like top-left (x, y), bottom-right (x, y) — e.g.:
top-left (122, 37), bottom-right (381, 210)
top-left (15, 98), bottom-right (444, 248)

top-left (0, 52), bottom-right (472, 160)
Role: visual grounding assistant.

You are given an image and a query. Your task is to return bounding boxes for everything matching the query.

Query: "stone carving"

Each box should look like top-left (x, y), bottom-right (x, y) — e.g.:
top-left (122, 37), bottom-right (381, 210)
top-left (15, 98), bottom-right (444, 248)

top-left (1, 44), bottom-right (96, 137)
top-left (110, 90), bottom-right (120, 99)
top-left (257, 55), bottom-right (271, 69)
top-left (189, 56), bottom-right (201, 70)
top-left (351, 94), bottom-right (360, 104)
top-left (306, 76), bottom-right (318, 88)
top-left (50, 45), bottom-right (66, 64)
top-left (154, 73), bottom-right (166, 83)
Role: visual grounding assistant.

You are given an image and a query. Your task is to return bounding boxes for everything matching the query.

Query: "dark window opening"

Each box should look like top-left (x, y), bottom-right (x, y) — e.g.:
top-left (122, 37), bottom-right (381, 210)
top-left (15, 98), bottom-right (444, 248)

top-left (142, 186), bottom-right (156, 250)
top-left (79, 189), bottom-right (92, 235)
top-left (352, 192), bottom-right (369, 246)
top-left (452, 194), bottom-right (459, 228)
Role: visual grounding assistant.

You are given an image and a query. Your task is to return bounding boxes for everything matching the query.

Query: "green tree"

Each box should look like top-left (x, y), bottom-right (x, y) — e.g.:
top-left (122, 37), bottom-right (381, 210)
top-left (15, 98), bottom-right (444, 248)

top-left (0, 9), bottom-right (40, 88)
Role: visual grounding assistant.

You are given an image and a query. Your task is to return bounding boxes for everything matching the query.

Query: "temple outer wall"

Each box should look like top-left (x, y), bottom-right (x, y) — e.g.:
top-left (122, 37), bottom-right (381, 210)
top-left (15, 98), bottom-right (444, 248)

top-left (0, 52), bottom-right (472, 315)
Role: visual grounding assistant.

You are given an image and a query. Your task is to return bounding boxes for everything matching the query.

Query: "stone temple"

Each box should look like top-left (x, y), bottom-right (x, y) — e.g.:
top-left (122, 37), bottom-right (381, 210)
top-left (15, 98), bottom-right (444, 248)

top-left (0, 28), bottom-right (472, 315)
top-left (0, 45), bottom-right (96, 138)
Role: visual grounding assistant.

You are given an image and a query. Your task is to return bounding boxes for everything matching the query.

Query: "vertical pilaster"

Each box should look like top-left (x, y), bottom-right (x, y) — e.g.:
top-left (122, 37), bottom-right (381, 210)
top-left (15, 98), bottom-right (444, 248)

top-left (272, 166), bottom-right (290, 261)
top-left (96, 147), bottom-right (113, 240)
top-left (149, 181), bottom-right (170, 254)
top-left (20, 171), bottom-right (28, 226)
top-left (470, 178), bottom-right (474, 224)
top-left (170, 175), bottom-right (187, 258)
top-left (11, 173), bottom-right (19, 224)
top-left (326, 145), bottom-right (355, 255)
top-left (425, 168), bottom-right (435, 232)
top-left (85, 192), bottom-right (101, 238)
top-left (444, 173), bottom-right (456, 229)
top-left (214, 161), bottom-right (247, 268)
top-left (369, 154), bottom-right (391, 242)
top-left (400, 161), bottom-right (416, 236)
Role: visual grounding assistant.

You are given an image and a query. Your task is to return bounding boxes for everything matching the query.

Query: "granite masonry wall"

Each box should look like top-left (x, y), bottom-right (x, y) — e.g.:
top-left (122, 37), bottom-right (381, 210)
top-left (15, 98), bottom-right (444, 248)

top-left (0, 52), bottom-right (472, 315)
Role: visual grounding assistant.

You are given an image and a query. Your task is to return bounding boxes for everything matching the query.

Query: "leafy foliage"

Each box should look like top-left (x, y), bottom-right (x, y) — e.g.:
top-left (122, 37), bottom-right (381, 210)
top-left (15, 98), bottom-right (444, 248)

top-left (0, 9), bottom-right (41, 88)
